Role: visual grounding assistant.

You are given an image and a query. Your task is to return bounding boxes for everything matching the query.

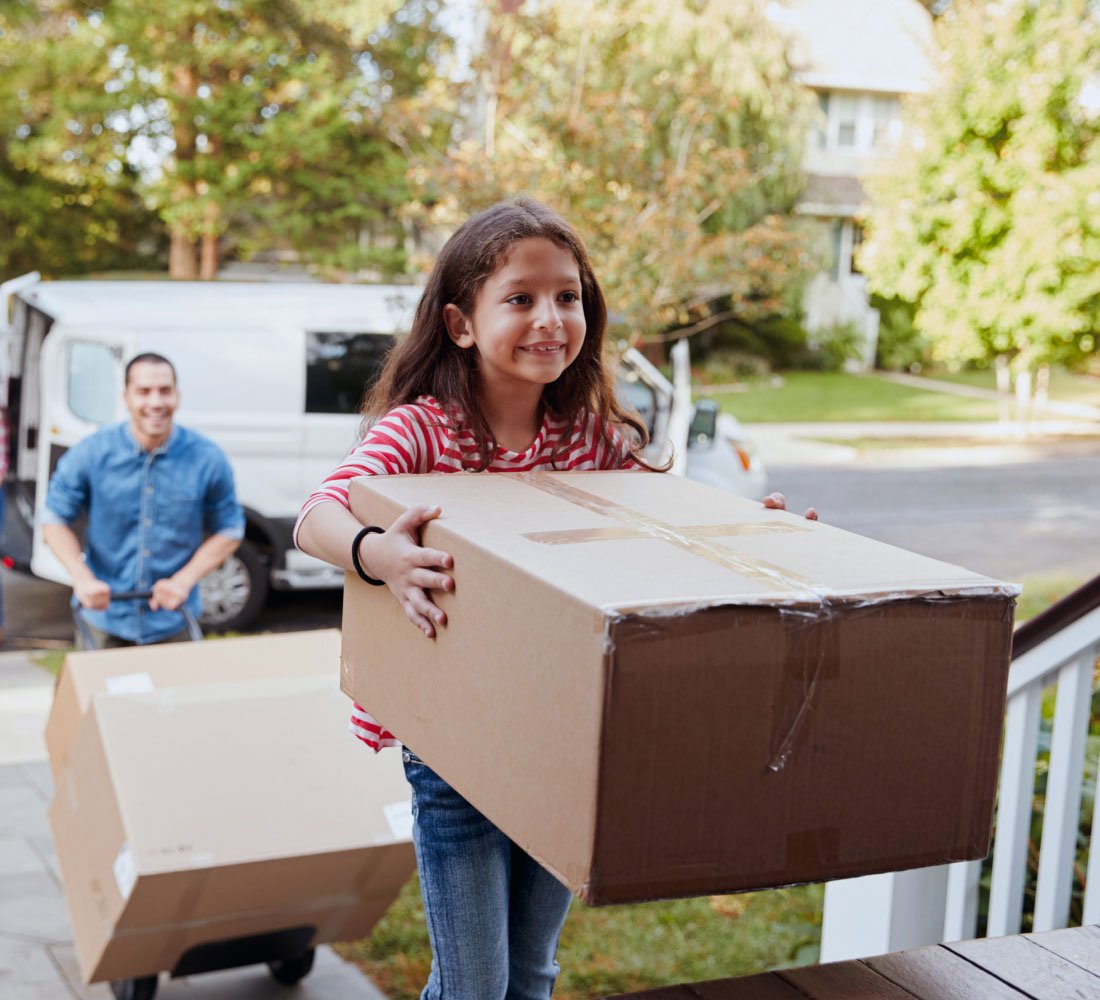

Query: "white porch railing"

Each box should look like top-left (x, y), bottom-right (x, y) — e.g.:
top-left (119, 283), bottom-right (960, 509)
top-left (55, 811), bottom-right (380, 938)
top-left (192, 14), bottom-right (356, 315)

top-left (820, 589), bottom-right (1100, 961)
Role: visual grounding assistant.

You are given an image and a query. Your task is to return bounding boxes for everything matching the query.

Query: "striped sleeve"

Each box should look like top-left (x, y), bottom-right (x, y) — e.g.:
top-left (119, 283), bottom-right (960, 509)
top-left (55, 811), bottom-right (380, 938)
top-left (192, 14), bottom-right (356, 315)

top-left (294, 403), bottom-right (444, 544)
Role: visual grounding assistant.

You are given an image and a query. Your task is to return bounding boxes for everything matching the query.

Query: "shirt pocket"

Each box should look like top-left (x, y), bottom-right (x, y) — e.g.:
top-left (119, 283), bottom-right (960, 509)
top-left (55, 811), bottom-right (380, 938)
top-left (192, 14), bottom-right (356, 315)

top-left (156, 484), bottom-right (205, 544)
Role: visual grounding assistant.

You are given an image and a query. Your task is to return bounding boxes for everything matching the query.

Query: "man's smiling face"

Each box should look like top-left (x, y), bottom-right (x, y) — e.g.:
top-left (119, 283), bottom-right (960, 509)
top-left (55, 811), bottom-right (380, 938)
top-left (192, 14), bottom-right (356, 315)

top-left (124, 360), bottom-right (179, 449)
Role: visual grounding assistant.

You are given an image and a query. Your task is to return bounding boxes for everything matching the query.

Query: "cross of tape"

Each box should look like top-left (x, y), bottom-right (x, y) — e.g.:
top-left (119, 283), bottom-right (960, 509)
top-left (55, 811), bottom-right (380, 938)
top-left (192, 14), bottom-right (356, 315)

top-left (509, 473), bottom-right (820, 595)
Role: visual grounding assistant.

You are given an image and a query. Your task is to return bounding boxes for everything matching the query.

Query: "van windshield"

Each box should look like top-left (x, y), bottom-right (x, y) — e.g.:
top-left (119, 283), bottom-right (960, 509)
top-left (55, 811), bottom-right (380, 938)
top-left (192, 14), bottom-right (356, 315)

top-left (306, 332), bottom-right (394, 414)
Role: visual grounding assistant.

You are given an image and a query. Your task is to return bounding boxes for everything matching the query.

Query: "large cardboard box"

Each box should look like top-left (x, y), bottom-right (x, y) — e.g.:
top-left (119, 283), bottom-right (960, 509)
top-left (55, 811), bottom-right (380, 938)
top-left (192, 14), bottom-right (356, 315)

top-left (46, 629), bottom-right (342, 781)
top-left (341, 470), bottom-right (1016, 905)
top-left (48, 633), bottom-right (416, 983)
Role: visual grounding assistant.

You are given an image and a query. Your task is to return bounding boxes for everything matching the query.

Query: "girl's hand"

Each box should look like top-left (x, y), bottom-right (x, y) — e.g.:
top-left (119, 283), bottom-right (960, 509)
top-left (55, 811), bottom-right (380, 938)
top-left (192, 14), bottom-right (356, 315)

top-left (364, 505), bottom-right (454, 638)
top-left (762, 491), bottom-right (818, 522)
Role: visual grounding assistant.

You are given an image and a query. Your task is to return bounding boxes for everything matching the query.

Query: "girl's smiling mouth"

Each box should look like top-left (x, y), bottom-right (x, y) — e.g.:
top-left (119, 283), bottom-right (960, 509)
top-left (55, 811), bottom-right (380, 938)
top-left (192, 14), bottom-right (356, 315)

top-left (518, 342), bottom-right (566, 354)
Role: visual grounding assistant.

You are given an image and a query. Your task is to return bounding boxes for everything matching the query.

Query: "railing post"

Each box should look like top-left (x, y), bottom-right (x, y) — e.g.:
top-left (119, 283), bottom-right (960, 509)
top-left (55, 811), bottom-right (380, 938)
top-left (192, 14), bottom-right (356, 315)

top-left (1033, 647), bottom-right (1097, 931)
top-left (821, 866), bottom-right (948, 962)
top-left (986, 680), bottom-right (1043, 937)
top-left (943, 859), bottom-right (982, 942)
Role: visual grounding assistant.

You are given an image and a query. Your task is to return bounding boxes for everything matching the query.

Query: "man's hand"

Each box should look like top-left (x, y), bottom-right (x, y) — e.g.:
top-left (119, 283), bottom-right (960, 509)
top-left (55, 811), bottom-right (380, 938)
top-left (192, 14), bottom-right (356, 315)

top-left (73, 575), bottom-right (111, 611)
top-left (763, 491), bottom-right (818, 521)
top-left (150, 576), bottom-right (190, 611)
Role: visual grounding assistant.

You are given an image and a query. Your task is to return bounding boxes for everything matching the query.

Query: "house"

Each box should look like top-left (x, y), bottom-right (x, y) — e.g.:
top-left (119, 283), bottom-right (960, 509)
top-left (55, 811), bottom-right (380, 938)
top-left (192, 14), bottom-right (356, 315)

top-left (767, 0), bottom-right (937, 368)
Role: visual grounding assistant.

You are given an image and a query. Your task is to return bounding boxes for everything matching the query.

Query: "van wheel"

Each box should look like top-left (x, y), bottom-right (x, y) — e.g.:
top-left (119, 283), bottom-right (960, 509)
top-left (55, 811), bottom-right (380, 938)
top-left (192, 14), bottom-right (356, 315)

top-left (268, 946), bottom-right (315, 984)
top-left (110, 977), bottom-right (158, 1000)
top-left (199, 539), bottom-right (269, 631)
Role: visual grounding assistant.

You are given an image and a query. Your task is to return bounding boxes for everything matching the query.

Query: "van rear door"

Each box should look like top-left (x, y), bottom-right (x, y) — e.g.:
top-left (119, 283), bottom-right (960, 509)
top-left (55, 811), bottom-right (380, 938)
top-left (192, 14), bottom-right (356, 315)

top-left (31, 326), bottom-right (133, 582)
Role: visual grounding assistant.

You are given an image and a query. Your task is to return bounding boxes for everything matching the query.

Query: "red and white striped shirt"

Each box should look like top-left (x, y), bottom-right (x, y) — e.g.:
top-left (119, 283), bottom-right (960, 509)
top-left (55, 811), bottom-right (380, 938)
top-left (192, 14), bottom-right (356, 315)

top-left (296, 396), bottom-right (641, 750)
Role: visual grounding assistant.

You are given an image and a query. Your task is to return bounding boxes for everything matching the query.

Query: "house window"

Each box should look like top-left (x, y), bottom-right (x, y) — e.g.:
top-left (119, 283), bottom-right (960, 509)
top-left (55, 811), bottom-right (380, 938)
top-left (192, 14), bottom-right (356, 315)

top-left (817, 91), bottom-right (903, 154)
top-left (305, 332), bottom-right (394, 414)
top-left (815, 93), bottom-right (830, 149)
top-left (871, 96), bottom-right (901, 148)
top-left (834, 94), bottom-right (859, 148)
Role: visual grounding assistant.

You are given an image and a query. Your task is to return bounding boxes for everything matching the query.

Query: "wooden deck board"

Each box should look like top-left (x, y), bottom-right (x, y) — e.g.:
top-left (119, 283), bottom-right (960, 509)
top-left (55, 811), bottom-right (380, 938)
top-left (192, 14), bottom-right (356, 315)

top-left (1027, 925), bottom-right (1100, 976)
top-left (779, 958), bottom-right (920, 998)
top-left (688, 974), bottom-right (810, 999)
top-left (601, 926), bottom-right (1100, 999)
top-left (946, 934), bottom-right (1100, 1000)
top-left (869, 945), bottom-right (1030, 999)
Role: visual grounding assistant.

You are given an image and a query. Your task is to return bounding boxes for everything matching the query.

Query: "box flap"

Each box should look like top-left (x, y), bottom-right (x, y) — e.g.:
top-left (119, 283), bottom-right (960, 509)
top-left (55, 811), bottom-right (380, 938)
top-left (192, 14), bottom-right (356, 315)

top-left (46, 630), bottom-right (341, 780)
top-left (350, 472), bottom-right (1015, 613)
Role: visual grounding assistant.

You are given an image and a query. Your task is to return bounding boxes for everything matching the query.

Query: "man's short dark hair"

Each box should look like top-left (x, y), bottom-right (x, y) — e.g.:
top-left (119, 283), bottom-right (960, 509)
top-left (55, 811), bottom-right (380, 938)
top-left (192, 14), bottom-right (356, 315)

top-left (125, 353), bottom-right (177, 387)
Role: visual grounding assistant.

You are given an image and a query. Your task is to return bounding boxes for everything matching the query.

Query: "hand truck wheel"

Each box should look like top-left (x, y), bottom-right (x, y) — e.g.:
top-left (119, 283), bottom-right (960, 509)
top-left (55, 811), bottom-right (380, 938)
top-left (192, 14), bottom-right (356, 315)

top-left (267, 946), bottom-right (316, 985)
top-left (110, 975), bottom-right (158, 1000)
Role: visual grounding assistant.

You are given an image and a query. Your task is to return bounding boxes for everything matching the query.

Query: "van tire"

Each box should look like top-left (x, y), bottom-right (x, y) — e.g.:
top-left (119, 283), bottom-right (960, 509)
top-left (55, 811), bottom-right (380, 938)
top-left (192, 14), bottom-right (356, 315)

top-left (198, 539), bottom-right (269, 632)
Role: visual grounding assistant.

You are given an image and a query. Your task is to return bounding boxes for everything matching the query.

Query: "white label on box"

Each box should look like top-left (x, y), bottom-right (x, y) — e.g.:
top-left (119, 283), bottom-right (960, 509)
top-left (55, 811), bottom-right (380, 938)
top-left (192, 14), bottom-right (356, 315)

top-left (105, 672), bottom-right (155, 695)
top-left (383, 799), bottom-right (415, 841)
top-left (113, 844), bottom-right (137, 901)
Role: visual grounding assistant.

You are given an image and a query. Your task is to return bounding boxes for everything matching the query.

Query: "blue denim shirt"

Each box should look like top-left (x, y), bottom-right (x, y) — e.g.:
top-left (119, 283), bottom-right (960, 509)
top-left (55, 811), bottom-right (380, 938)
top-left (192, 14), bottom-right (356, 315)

top-left (42, 422), bottom-right (245, 643)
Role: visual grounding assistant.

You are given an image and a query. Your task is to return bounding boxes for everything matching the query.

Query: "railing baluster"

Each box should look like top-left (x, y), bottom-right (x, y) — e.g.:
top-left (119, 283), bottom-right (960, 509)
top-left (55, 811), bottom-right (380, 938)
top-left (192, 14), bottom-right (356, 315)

top-left (1033, 646), bottom-right (1097, 931)
top-left (943, 859), bottom-right (981, 942)
top-left (986, 679), bottom-right (1044, 937)
top-left (1084, 663), bottom-right (1100, 927)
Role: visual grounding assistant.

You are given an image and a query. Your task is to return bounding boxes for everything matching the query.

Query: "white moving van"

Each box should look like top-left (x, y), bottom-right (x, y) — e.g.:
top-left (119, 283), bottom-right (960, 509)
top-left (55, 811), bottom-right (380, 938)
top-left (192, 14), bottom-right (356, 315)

top-left (1, 275), bottom-right (765, 630)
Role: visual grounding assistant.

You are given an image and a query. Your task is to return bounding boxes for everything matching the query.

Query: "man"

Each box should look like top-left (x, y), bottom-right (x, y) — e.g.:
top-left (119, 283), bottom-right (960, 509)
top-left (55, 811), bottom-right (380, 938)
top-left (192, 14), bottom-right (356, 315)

top-left (42, 353), bottom-right (244, 647)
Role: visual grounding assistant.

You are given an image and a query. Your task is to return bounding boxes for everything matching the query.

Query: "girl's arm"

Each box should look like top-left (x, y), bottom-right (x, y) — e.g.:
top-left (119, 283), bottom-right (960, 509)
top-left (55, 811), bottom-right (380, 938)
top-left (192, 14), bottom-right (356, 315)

top-left (298, 501), bottom-right (455, 639)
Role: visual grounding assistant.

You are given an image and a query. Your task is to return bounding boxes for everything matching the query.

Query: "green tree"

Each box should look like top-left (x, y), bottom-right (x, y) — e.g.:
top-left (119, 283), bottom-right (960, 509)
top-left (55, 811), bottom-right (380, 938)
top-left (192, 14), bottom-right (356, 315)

top-left (11, 0), bottom-right (447, 279)
top-left (0, 2), bottom-right (162, 276)
top-left (860, 0), bottom-right (1100, 373)
top-left (409, 0), bottom-right (814, 344)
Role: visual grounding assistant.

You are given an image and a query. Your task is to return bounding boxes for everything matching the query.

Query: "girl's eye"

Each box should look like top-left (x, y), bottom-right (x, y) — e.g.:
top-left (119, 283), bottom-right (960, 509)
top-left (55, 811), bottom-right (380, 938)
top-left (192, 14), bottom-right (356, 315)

top-left (560, 291), bottom-right (580, 303)
top-left (506, 294), bottom-right (531, 305)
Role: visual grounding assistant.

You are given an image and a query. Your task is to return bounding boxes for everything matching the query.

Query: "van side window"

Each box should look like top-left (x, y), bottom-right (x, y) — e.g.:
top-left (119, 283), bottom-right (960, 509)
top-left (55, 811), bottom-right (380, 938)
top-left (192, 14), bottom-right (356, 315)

top-left (68, 341), bottom-right (119, 425)
top-left (306, 332), bottom-right (394, 414)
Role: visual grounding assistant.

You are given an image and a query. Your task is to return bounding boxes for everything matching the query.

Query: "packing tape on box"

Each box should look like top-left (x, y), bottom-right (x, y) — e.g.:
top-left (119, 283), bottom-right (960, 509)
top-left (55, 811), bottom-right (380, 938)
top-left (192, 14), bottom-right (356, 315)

top-left (509, 472), bottom-right (824, 599)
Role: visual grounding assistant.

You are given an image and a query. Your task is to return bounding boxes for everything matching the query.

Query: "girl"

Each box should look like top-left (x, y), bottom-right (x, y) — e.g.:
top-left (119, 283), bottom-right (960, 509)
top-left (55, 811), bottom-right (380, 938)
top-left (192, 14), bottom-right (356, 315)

top-left (295, 199), bottom-right (660, 1000)
top-left (296, 199), bottom-right (812, 999)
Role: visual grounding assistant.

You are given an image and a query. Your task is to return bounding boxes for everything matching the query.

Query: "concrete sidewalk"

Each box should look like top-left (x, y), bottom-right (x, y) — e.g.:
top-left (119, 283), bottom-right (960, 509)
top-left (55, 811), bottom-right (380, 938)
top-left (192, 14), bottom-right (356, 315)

top-left (0, 651), bottom-right (389, 1000)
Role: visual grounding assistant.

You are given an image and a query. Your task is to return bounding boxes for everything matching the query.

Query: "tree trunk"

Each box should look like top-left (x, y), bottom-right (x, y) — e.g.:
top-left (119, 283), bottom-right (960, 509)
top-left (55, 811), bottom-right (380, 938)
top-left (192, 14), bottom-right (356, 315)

top-left (198, 191), bottom-right (220, 280)
top-left (169, 229), bottom-right (199, 279)
top-left (169, 60), bottom-right (199, 280)
top-left (199, 232), bottom-right (219, 280)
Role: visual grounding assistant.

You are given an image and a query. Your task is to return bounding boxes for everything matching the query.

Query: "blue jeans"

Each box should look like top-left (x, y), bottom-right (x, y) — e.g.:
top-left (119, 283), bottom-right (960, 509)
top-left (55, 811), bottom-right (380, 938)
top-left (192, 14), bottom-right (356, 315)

top-left (403, 749), bottom-right (573, 1000)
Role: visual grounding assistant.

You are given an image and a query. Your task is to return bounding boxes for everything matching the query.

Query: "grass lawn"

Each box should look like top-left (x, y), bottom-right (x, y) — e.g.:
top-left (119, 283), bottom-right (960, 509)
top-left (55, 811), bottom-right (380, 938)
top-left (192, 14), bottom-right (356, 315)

top-left (705, 372), bottom-right (1003, 424)
top-left (926, 368), bottom-right (1100, 407)
top-left (336, 882), bottom-right (822, 1000)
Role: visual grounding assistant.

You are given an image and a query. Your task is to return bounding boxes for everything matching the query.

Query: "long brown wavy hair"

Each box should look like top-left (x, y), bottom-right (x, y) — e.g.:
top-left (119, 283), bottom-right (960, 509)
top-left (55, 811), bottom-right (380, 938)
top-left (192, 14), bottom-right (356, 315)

top-left (363, 199), bottom-right (663, 471)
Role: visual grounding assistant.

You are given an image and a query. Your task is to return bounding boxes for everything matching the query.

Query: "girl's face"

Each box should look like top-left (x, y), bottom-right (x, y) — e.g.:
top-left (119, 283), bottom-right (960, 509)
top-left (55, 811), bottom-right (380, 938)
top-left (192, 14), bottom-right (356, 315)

top-left (444, 237), bottom-right (586, 398)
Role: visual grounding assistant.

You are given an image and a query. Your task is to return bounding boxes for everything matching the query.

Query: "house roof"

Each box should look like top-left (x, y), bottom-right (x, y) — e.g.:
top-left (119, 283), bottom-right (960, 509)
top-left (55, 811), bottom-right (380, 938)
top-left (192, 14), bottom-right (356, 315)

top-left (768, 0), bottom-right (936, 95)
top-left (797, 174), bottom-right (868, 217)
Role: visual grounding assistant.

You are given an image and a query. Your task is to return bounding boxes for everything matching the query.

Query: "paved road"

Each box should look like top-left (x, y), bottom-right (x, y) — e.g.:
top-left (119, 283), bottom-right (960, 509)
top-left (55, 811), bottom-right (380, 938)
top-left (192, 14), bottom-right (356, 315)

top-left (4, 445), bottom-right (1098, 646)
top-left (768, 451), bottom-right (1100, 582)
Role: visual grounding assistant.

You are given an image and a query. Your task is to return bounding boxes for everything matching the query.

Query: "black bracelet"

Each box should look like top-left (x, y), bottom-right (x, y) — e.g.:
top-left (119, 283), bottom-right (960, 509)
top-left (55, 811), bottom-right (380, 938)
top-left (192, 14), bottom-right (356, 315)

top-left (351, 526), bottom-right (386, 586)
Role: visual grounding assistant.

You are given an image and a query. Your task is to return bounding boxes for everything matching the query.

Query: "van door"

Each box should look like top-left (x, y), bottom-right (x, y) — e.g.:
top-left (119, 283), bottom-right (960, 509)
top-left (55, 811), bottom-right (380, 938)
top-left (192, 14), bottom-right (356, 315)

top-left (30, 326), bottom-right (133, 582)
